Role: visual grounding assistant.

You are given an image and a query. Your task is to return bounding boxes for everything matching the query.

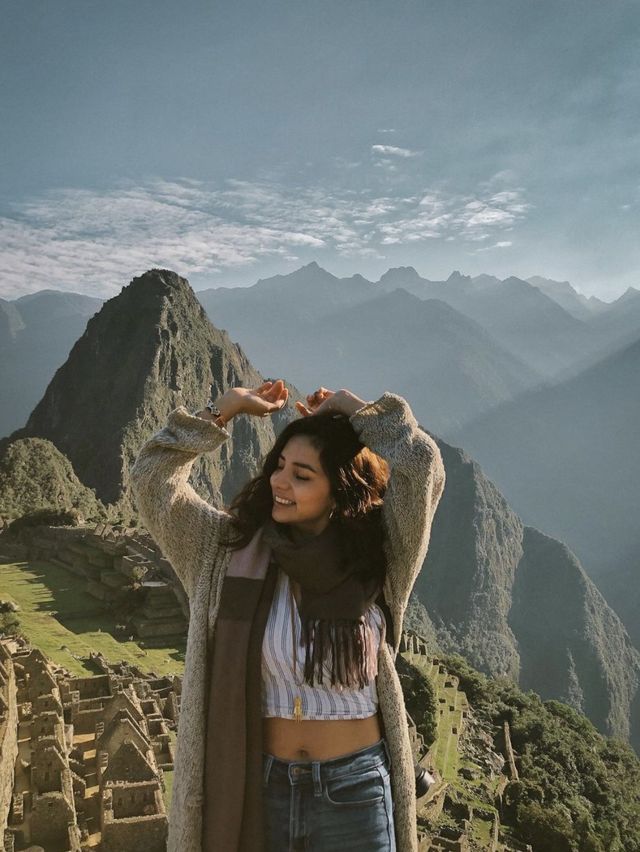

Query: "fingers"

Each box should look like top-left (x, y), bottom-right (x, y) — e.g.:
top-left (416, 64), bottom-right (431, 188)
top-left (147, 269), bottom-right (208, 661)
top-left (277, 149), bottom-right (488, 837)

top-left (307, 387), bottom-right (331, 399)
top-left (258, 379), bottom-right (286, 400)
top-left (270, 390), bottom-right (288, 410)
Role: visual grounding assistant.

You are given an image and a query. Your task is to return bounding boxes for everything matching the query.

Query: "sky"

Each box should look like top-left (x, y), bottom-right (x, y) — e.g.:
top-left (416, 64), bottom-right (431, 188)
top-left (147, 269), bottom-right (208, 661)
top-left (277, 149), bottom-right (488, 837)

top-left (1, 0), bottom-right (639, 301)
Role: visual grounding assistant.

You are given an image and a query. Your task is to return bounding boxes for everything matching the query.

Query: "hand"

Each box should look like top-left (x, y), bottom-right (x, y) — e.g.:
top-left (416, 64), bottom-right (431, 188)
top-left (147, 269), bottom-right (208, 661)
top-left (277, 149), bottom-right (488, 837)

top-left (295, 387), bottom-right (367, 418)
top-left (230, 379), bottom-right (289, 419)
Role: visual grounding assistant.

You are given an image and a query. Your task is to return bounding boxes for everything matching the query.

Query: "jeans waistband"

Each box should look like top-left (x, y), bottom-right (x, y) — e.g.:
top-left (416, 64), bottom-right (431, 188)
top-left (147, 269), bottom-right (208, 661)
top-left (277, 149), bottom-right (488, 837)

top-left (262, 738), bottom-right (391, 789)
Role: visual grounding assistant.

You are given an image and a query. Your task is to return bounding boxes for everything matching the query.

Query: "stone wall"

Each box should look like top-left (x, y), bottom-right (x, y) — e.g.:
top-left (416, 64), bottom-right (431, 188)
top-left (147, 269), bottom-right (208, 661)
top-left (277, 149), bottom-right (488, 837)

top-left (0, 646), bottom-right (18, 850)
top-left (100, 812), bottom-right (168, 852)
top-left (12, 523), bottom-right (188, 641)
top-left (2, 636), bottom-right (178, 851)
top-left (101, 782), bottom-right (168, 852)
top-left (29, 791), bottom-right (74, 846)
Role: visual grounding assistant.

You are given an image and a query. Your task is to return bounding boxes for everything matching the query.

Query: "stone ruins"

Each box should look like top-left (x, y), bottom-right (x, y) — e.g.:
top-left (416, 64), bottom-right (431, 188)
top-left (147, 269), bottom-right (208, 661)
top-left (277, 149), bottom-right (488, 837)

top-left (17, 523), bottom-right (188, 644)
top-left (0, 636), bottom-right (178, 852)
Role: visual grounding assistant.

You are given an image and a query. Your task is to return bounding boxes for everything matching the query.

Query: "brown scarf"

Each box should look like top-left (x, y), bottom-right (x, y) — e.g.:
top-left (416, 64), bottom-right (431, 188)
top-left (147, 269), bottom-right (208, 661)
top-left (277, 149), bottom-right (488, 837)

top-left (261, 517), bottom-right (382, 689)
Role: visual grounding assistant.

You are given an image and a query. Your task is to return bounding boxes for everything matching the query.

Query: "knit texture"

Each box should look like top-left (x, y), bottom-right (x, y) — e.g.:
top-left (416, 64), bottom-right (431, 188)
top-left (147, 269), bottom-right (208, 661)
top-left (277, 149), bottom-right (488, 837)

top-left (129, 391), bottom-right (446, 852)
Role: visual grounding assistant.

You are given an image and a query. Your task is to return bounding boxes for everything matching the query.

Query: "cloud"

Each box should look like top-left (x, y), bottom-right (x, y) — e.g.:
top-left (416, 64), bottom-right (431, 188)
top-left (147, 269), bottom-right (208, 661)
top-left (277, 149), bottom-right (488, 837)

top-left (371, 144), bottom-right (421, 158)
top-left (0, 176), bottom-right (530, 298)
top-left (475, 240), bottom-right (514, 253)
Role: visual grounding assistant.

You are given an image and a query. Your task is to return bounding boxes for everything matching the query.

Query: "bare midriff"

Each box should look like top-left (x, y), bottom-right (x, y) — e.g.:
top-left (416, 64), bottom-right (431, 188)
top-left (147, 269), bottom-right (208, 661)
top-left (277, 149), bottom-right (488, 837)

top-left (262, 712), bottom-right (384, 761)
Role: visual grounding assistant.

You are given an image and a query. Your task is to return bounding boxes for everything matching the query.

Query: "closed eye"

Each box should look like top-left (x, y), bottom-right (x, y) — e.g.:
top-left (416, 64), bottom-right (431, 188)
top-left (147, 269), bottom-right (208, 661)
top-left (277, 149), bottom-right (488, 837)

top-left (276, 465), bottom-right (309, 481)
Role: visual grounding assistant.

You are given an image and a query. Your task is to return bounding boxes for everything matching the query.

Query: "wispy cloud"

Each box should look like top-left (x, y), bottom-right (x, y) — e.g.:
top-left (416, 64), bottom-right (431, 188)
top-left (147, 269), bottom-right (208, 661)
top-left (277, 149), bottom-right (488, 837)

top-left (371, 144), bottom-right (421, 158)
top-left (475, 240), bottom-right (514, 252)
top-left (0, 176), bottom-right (530, 298)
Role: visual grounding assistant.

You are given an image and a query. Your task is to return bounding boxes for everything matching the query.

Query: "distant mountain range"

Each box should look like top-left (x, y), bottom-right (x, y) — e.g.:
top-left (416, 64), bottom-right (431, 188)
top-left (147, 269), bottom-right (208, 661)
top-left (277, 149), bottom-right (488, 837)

top-left (2, 267), bottom-right (638, 750)
top-left (2, 263), bottom-right (639, 663)
top-left (0, 290), bottom-right (102, 436)
top-left (421, 437), bottom-right (640, 747)
top-left (3, 264), bottom-right (639, 440)
top-left (199, 265), bottom-right (541, 435)
top-left (451, 334), bottom-right (640, 588)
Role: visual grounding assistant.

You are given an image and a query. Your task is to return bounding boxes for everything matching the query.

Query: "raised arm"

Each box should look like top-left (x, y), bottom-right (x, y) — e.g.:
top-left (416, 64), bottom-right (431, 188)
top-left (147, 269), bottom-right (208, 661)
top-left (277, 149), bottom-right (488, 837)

top-left (295, 388), bottom-right (446, 612)
top-left (129, 380), bottom-right (289, 600)
top-left (348, 392), bottom-right (446, 631)
top-left (129, 405), bottom-right (233, 599)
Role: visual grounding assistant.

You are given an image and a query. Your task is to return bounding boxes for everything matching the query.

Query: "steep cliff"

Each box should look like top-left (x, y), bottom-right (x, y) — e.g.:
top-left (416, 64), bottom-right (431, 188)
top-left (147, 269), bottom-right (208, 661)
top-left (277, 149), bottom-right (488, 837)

top-left (420, 437), bottom-right (640, 750)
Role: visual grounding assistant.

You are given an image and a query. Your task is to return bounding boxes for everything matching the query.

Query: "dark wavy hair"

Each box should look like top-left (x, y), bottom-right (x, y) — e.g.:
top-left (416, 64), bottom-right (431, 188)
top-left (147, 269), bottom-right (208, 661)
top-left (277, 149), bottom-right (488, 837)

top-left (219, 412), bottom-right (390, 592)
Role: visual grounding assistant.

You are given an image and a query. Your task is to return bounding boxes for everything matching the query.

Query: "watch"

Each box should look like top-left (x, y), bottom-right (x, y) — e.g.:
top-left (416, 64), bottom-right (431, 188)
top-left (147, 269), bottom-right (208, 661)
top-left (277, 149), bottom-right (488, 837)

top-left (205, 399), bottom-right (223, 418)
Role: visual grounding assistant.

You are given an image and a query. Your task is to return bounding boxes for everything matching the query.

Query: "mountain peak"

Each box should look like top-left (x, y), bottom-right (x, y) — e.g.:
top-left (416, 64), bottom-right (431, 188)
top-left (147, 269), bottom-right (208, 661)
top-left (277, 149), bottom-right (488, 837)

top-left (446, 270), bottom-right (471, 284)
top-left (616, 286), bottom-right (640, 304)
top-left (256, 262), bottom-right (339, 290)
top-left (379, 266), bottom-right (421, 284)
top-left (12, 268), bottom-right (256, 503)
top-left (120, 268), bottom-right (192, 300)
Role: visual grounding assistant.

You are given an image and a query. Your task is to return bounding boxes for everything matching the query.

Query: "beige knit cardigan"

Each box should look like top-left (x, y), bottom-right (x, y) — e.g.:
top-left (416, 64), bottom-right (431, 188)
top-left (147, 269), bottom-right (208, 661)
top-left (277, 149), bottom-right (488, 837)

top-left (129, 391), bottom-right (446, 852)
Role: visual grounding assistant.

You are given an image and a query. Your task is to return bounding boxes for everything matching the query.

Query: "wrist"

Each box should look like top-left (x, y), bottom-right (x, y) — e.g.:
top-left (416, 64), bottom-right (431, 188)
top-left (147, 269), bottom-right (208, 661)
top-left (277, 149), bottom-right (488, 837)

top-left (340, 390), bottom-right (368, 417)
top-left (194, 408), bottom-right (228, 426)
top-left (195, 391), bottom-right (238, 425)
top-left (216, 390), bottom-right (240, 422)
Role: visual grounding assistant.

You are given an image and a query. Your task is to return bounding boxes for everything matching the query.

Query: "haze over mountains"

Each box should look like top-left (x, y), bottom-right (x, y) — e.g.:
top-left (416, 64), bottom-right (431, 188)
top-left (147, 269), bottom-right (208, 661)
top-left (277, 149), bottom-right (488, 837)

top-left (0, 290), bottom-right (102, 437)
top-left (418, 437), bottom-right (640, 749)
top-left (2, 267), bottom-right (639, 750)
top-left (451, 334), bottom-right (640, 639)
top-left (3, 263), bottom-right (638, 439)
top-left (197, 263), bottom-right (543, 435)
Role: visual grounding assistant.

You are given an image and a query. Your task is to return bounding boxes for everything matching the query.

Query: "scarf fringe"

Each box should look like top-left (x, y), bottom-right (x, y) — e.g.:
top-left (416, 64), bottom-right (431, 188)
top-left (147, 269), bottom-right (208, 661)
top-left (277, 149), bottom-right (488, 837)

top-left (301, 616), bottom-right (379, 690)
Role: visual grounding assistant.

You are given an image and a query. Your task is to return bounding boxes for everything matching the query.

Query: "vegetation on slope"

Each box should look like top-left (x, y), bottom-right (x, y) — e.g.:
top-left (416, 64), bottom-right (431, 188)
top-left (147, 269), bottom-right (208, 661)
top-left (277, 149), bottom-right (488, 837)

top-left (443, 653), bottom-right (640, 852)
top-left (0, 437), bottom-right (107, 521)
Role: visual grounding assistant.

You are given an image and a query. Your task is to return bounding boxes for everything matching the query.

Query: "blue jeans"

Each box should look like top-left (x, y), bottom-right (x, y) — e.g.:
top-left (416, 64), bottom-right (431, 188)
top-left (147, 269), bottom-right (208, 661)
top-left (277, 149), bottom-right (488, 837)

top-left (262, 738), bottom-right (396, 852)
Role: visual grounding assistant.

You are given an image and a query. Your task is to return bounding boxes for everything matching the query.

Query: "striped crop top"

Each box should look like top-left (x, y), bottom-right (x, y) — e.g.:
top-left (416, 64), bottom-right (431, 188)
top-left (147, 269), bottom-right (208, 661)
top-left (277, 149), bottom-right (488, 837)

top-left (261, 566), bottom-right (386, 720)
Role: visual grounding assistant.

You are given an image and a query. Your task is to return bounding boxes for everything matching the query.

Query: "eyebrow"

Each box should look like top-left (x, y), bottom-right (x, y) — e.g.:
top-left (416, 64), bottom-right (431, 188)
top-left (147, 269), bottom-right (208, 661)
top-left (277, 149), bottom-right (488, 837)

top-left (278, 453), bottom-right (318, 473)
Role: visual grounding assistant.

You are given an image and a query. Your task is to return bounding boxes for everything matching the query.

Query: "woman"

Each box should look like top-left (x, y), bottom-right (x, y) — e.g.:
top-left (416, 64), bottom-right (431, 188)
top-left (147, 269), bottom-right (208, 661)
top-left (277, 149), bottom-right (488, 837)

top-left (129, 379), bottom-right (445, 852)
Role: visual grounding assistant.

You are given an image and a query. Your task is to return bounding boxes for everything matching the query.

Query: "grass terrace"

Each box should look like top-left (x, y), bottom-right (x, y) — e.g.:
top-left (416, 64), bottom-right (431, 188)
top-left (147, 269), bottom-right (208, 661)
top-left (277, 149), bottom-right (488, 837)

top-left (0, 558), bottom-right (186, 677)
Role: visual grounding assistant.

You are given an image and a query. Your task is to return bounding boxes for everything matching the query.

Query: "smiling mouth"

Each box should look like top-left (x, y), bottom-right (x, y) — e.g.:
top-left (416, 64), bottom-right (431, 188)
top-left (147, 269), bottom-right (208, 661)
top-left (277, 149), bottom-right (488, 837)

top-left (274, 496), bottom-right (296, 506)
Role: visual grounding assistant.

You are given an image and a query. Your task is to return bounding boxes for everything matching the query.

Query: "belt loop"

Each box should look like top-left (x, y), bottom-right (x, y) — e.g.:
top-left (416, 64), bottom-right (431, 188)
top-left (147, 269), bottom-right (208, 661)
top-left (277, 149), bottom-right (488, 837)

top-left (312, 760), bottom-right (322, 798)
top-left (263, 754), bottom-right (274, 787)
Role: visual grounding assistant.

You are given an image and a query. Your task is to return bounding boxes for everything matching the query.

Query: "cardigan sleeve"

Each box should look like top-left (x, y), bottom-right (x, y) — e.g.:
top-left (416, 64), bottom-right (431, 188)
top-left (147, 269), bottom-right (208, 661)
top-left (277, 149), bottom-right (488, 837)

top-left (348, 392), bottom-right (446, 614)
top-left (129, 405), bottom-right (233, 599)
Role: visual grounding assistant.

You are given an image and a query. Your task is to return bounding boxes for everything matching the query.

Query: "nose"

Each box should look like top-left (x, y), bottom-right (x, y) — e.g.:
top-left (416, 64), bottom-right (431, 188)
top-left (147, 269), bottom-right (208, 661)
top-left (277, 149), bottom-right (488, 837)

top-left (271, 469), bottom-right (293, 494)
top-left (271, 469), bottom-right (285, 487)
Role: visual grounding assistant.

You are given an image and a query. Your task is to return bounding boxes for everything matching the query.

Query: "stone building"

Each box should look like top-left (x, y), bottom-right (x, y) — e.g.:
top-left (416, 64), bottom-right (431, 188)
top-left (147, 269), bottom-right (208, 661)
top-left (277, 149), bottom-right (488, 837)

top-left (1, 639), bottom-right (177, 852)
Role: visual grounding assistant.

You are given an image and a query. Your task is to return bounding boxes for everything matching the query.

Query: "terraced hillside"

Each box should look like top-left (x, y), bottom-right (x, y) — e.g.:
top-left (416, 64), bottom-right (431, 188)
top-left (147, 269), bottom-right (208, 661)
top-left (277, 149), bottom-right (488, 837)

top-left (400, 634), bottom-right (531, 852)
top-left (0, 524), bottom-right (186, 678)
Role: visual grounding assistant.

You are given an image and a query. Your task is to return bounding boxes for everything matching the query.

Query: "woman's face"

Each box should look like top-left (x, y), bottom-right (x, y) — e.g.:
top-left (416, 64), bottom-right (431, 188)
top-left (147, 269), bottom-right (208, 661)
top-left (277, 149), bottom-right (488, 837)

top-left (270, 435), bottom-right (336, 537)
